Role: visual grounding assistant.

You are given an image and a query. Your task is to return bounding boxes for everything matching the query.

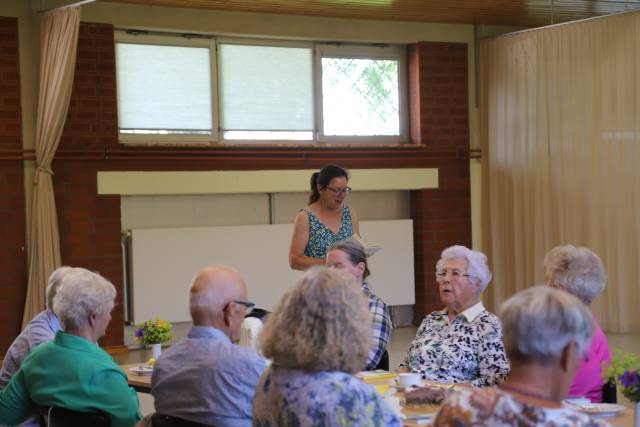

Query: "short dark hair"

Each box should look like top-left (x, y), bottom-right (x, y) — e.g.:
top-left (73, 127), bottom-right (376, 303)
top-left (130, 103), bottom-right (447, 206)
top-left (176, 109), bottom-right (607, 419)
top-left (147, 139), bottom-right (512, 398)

top-left (309, 164), bottom-right (349, 204)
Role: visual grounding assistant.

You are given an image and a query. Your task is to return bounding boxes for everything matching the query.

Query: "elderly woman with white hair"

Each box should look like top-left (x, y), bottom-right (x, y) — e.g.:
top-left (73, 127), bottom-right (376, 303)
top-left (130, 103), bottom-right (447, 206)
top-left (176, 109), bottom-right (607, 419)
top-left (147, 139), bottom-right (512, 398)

top-left (399, 245), bottom-right (509, 387)
top-left (252, 267), bottom-right (401, 426)
top-left (434, 286), bottom-right (609, 426)
top-left (0, 268), bottom-right (141, 427)
top-left (544, 244), bottom-right (611, 403)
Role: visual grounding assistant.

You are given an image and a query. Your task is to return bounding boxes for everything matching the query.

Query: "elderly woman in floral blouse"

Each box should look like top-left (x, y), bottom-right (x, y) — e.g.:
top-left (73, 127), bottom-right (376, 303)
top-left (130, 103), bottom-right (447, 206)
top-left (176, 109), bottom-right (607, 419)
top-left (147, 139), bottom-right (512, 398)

top-left (252, 267), bottom-right (400, 427)
top-left (399, 245), bottom-right (509, 387)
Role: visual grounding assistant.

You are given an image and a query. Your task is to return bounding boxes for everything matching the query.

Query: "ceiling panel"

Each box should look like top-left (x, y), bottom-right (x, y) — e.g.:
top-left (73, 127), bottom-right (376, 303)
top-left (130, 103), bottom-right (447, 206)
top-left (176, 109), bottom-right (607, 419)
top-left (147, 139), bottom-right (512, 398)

top-left (101, 0), bottom-right (640, 26)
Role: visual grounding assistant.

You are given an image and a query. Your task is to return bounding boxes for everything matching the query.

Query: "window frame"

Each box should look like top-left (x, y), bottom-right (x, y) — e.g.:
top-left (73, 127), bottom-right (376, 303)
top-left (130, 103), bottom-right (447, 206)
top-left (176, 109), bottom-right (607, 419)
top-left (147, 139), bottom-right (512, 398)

top-left (114, 32), bottom-right (410, 146)
top-left (115, 31), bottom-right (220, 145)
top-left (314, 43), bottom-right (409, 144)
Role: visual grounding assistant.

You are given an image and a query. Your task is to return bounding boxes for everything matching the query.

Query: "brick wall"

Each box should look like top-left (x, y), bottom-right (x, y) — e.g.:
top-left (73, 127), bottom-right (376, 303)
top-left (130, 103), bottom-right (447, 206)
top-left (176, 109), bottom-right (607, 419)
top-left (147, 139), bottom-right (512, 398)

top-left (408, 42), bottom-right (472, 321)
top-left (51, 25), bottom-right (473, 350)
top-left (0, 16), bottom-right (27, 353)
top-left (55, 23), bottom-right (123, 347)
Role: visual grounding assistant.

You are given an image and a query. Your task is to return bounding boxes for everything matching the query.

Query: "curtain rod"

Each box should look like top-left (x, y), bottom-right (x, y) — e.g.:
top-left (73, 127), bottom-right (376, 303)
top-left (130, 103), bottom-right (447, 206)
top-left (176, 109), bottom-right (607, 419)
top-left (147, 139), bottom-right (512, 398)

top-left (39, 0), bottom-right (96, 14)
top-left (482, 6), bottom-right (640, 40)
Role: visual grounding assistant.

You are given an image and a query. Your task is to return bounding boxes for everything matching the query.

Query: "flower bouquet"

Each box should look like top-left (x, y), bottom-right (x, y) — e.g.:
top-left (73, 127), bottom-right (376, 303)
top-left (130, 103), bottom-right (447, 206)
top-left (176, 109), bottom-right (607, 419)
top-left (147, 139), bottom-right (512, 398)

top-left (603, 349), bottom-right (640, 402)
top-left (603, 349), bottom-right (640, 427)
top-left (134, 318), bottom-right (175, 359)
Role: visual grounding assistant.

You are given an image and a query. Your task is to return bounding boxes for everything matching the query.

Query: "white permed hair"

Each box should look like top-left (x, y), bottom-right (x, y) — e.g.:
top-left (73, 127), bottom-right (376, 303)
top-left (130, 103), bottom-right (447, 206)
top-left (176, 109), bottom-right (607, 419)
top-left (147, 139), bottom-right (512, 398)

top-left (46, 266), bottom-right (72, 310)
top-left (436, 245), bottom-right (492, 291)
top-left (499, 285), bottom-right (594, 364)
top-left (543, 245), bottom-right (606, 305)
top-left (52, 268), bottom-right (116, 330)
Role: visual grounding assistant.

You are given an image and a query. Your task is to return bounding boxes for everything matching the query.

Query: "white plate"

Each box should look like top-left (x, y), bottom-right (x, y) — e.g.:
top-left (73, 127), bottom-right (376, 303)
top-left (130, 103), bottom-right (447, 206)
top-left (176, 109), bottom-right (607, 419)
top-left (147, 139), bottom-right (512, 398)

top-left (129, 366), bottom-right (153, 376)
top-left (566, 403), bottom-right (626, 416)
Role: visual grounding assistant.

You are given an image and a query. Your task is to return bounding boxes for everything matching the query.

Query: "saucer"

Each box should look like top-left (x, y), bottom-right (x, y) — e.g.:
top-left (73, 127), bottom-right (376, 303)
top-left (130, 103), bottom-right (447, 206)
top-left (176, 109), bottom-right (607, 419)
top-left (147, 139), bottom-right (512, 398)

top-left (566, 403), bottom-right (626, 417)
top-left (130, 365), bottom-right (153, 376)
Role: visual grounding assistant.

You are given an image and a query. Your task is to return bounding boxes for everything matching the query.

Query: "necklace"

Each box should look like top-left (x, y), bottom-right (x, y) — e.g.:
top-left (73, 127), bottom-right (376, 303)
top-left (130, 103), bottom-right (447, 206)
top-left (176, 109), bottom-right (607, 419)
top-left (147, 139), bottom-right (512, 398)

top-left (500, 383), bottom-right (558, 403)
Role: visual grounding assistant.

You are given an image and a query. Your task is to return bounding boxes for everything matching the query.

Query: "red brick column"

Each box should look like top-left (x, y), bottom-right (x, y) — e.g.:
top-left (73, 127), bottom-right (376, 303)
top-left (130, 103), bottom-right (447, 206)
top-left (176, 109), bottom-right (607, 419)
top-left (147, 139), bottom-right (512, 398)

top-left (408, 42), bottom-right (472, 322)
top-left (55, 23), bottom-right (123, 347)
top-left (0, 16), bottom-right (27, 353)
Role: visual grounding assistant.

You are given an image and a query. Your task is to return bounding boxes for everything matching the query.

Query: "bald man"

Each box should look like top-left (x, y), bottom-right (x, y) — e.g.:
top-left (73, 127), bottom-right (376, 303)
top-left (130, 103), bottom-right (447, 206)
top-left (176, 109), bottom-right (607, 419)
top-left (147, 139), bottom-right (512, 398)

top-left (150, 266), bottom-right (266, 427)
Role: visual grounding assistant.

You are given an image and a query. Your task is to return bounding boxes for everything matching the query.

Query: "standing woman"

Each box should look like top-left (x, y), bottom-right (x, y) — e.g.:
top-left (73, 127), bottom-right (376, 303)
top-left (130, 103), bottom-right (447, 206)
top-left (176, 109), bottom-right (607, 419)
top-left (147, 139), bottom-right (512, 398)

top-left (289, 164), bottom-right (360, 271)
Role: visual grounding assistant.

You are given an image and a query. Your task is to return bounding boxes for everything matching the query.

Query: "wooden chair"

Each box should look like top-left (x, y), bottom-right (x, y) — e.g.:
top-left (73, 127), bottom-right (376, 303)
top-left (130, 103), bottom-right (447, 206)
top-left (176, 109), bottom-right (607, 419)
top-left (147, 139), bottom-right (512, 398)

top-left (602, 379), bottom-right (617, 403)
top-left (38, 406), bottom-right (109, 427)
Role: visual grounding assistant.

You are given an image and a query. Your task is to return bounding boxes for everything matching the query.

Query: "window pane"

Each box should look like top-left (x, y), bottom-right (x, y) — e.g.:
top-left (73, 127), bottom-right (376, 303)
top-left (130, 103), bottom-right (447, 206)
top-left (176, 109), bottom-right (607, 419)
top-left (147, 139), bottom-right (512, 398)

top-left (116, 43), bottom-right (212, 133)
top-left (219, 44), bottom-right (313, 131)
top-left (321, 57), bottom-right (400, 136)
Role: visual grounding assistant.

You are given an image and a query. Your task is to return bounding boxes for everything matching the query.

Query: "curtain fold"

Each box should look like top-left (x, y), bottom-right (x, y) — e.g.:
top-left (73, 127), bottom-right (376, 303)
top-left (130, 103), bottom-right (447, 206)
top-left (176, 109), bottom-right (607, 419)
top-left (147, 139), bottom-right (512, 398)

top-left (23, 7), bottom-right (81, 326)
top-left (480, 11), bottom-right (640, 332)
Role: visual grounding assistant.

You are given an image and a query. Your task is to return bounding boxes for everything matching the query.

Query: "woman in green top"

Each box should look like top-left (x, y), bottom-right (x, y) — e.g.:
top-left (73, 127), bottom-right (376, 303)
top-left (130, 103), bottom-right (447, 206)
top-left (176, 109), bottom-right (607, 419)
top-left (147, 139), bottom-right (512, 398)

top-left (289, 164), bottom-right (361, 271)
top-left (0, 268), bottom-right (141, 427)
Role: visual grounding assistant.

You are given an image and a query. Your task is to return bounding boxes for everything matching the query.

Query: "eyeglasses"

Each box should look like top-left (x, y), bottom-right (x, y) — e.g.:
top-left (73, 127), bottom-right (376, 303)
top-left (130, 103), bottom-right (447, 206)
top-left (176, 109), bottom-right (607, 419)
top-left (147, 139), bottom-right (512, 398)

top-left (324, 186), bottom-right (352, 195)
top-left (435, 270), bottom-right (471, 280)
top-left (227, 300), bottom-right (255, 316)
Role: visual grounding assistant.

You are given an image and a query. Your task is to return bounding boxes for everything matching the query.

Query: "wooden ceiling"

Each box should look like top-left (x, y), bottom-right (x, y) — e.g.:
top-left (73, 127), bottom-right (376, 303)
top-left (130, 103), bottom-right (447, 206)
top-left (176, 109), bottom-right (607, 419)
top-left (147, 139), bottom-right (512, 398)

top-left (102, 0), bottom-right (640, 27)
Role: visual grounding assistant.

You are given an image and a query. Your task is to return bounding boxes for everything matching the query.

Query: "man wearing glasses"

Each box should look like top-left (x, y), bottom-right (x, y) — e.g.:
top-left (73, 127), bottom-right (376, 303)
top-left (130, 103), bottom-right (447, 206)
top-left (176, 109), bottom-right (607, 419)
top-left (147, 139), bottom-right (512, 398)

top-left (151, 265), bottom-right (265, 427)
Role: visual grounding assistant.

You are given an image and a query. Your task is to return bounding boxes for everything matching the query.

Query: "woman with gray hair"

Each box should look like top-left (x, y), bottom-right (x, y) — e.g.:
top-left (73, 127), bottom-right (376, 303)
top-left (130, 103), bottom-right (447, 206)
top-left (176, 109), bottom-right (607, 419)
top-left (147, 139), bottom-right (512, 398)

top-left (252, 266), bottom-right (401, 426)
top-left (0, 268), bottom-right (141, 427)
top-left (399, 245), bottom-right (509, 386)
top-left (0, 266), bottom-right (70, 390)
top-left (544, 244), bottom-right (611, 403)
top-left (434, 286), bottom-right (608, 426)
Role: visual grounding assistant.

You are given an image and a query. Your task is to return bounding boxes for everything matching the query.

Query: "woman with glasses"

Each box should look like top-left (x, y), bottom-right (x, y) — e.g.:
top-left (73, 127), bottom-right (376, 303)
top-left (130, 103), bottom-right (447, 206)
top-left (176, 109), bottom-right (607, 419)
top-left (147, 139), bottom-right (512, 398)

top-left (289, 164), bottom-right (360, 271)
top-left (399, 245), bottom-right (510, 387)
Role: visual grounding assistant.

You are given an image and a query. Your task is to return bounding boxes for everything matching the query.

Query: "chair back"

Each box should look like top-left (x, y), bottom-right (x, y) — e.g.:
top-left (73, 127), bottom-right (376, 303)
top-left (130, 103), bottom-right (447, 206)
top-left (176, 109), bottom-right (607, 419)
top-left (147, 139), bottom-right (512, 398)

top-left (373, 349), bottom-right (389, 371)
top-left (151, 413), bottom-right (214, 427)
top-left (38, 406), bottom-right (109, 427)
top-left (602, 379), bottom-right (617, 403)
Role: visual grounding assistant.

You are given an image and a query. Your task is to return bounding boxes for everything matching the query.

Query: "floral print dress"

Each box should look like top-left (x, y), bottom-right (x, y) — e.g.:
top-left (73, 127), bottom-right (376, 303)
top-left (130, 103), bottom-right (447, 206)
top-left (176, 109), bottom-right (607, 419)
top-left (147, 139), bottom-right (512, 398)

top-left (252, 366), bottom-right (401, 427)
top-left (399, 303), bottom-right (510, 387)
top-left (303, 206), bottom-right (353, 260)
top-left (433, 387), bottom-right (610, 427)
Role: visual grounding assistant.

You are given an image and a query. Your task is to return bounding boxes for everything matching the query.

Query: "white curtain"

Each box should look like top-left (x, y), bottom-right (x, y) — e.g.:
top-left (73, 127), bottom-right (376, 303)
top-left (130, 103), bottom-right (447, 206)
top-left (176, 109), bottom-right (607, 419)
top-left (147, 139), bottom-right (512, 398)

top-left (23, 7), bottom-right (81, 326)
top-left (480, 11), bottom-right (640, 332)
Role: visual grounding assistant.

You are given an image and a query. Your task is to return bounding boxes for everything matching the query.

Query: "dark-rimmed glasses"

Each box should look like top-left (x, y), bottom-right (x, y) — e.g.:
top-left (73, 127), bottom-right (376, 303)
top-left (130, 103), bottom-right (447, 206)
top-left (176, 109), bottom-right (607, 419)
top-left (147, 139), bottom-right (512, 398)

top-left (226, 300), bottom-right (255, 316)
top-left (324, 186), bottom-right (352, 195)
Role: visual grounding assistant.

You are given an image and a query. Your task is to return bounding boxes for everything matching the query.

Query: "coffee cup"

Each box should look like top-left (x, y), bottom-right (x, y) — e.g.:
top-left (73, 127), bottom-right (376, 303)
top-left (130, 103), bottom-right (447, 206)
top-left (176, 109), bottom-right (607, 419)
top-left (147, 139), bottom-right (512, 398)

top-left (398, 372), bottom-right (421, 388)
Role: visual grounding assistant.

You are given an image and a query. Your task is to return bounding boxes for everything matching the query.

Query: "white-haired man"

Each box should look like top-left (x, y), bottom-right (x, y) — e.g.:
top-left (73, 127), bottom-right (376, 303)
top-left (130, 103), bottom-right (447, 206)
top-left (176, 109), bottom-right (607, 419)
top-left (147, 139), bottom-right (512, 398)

top-left (151, 266), bottom-right (266, 427)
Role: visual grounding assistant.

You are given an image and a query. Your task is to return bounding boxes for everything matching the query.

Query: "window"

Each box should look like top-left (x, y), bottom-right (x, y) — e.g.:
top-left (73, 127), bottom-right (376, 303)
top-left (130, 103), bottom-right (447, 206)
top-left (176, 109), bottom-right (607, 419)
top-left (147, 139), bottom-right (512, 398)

top-left (115, 32), bottom-right (407, 145)
top-left (116, 33), bottom-right (218, 144)
top-left (218, 40), bottom-right (314, 141)
top-left (315, 44), bottom-right (407, 143)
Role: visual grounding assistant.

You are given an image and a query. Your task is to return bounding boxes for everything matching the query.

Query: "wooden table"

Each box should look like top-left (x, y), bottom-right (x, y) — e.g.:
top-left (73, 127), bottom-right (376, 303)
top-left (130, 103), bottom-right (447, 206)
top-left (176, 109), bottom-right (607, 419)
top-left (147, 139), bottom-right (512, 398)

top-left (123, 366), bottom-right (634, 426)
top-left (122, 362), bottom-right (152, 393)
top-left (363, 378), bottom-right (634, 427)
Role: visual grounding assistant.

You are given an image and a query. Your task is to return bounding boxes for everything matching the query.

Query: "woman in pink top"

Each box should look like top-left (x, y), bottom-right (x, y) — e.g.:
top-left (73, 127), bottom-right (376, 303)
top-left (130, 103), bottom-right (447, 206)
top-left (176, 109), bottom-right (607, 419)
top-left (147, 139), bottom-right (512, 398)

top-left (544, 245), bottom-right (611, 403)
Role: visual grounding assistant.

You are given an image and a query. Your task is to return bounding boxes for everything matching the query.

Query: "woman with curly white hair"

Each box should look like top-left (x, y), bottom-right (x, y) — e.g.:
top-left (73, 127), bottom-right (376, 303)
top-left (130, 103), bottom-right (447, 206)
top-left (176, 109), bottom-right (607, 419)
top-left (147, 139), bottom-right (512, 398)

top-left (434, 286), bottom-right (608, 427)
top-left (544, 244), bottom-right (611, 402)
top-left (399, 245), bottom-right (509, 387)
top-left (252, 266), bottom-right (401, 427)
top-left (0, 268), bottom-right (141, 427)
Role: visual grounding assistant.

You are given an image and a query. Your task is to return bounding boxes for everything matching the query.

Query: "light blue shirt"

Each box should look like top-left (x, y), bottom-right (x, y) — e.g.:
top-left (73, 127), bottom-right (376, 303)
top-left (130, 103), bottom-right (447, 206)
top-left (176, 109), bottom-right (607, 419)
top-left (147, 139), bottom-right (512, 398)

top-left (152, 326), bottom-right (266, 427)
top-left (0, 310), bottom-right (62, 389)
